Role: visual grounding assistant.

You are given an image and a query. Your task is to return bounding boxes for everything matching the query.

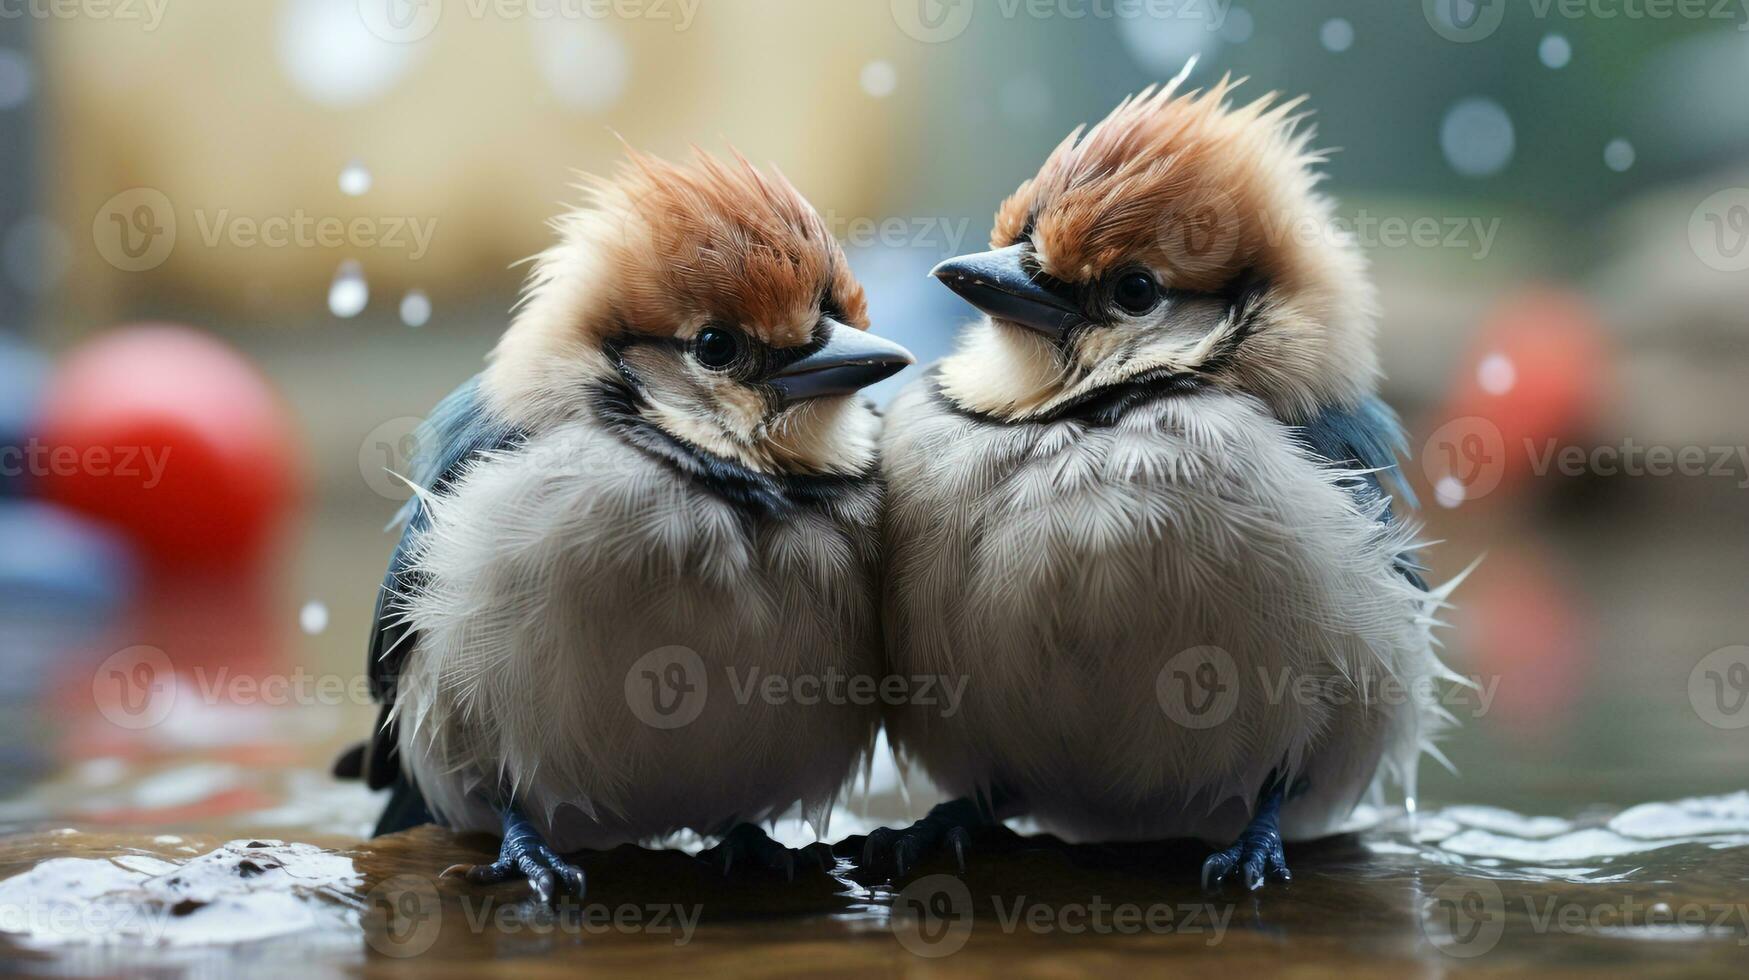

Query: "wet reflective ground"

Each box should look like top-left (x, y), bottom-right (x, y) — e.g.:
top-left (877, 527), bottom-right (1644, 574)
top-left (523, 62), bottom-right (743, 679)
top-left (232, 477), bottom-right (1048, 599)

top-left (3, 796), bottom-right (1749, 976)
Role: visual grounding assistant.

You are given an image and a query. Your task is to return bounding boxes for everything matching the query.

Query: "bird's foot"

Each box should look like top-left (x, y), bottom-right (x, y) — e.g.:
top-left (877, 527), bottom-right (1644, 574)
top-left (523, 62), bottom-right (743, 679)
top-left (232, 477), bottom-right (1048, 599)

top-left (1201, 778), bottom-right (1291, 892)
top-left (1199, 826), bottom-right (1290, 892)
top-left (442, 805), bottom-right (585, 906)
top-left (697, 823), bottom-right (834, 880)
top-left (862, 797), bottom-right (997, 878)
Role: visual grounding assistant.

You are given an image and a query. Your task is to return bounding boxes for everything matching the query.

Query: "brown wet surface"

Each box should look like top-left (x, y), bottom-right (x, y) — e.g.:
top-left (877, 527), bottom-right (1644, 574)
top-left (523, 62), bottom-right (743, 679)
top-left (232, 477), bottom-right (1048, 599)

top-left (3, 800), bottom-right (1749, 977)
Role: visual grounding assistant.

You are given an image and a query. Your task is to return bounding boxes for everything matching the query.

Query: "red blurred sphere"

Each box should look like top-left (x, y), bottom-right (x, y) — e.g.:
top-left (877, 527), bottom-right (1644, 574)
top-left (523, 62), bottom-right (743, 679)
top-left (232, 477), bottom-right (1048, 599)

top-left (37, 325), bottom-right (299, 572)
top-left (1423, 288), bottom-right (1611, 504)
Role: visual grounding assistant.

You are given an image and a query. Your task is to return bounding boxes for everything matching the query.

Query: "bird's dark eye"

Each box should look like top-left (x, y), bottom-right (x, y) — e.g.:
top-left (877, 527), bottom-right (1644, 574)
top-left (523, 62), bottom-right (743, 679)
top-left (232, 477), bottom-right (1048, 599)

top-left (693, 326), bottom-right (741, 370)
top-left (1113, 271), bottom-right (1160, 315)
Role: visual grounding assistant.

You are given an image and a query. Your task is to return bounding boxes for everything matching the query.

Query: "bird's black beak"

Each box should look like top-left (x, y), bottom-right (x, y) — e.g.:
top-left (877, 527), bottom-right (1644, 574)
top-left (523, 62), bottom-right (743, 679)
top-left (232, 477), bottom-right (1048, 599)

top-left (931, 243), bottom-right (1084, 339)
top-left (768, 319), bottom-right (914, 403)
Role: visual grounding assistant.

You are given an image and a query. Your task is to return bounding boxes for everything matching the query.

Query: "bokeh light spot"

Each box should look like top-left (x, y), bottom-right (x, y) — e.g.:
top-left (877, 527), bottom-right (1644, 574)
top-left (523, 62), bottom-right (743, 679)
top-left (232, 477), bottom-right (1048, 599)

top-left (1441, 97), bottom-right (1515, 178)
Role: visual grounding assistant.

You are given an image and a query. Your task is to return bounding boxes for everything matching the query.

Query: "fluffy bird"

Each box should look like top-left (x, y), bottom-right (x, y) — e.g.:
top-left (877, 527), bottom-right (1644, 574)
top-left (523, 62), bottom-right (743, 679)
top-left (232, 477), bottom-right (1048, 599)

top-left (871, 78), bottom-right (1461, 890)
top-left (336, 147), bottom-right (913, 902)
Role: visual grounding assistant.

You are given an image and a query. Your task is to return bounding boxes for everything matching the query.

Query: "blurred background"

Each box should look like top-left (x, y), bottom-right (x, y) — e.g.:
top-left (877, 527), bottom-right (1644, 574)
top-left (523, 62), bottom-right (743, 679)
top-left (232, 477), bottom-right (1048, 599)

top-left (0, 0), bottom-right (1746, 839)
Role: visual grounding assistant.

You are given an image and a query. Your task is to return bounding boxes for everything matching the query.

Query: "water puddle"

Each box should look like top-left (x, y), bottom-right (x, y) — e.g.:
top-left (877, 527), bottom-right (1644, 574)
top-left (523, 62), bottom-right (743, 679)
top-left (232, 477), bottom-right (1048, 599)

top-left (0, 784), bottom-right (1745, 975)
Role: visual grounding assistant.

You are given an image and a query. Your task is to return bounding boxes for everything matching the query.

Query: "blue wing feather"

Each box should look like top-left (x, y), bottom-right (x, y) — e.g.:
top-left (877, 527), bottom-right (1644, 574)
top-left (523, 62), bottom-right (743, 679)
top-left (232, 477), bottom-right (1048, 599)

top-left (1292, 396), bottom-right (1427, 591)
top-left (361, 376), bottom-right (524, 797)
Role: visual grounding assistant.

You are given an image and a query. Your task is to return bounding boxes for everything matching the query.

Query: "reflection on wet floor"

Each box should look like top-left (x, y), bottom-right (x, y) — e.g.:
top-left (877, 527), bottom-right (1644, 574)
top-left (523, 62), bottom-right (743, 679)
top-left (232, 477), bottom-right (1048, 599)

top-left (2, 788), bottom-right (1748, 976)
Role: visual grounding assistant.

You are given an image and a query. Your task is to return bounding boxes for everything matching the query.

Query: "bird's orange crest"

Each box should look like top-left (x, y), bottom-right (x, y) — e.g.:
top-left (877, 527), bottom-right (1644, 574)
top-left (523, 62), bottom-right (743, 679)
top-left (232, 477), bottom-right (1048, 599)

top-left (575, 146), bottom-right (868, 348)
top-left (992, 76), bottom-right (1322, 292)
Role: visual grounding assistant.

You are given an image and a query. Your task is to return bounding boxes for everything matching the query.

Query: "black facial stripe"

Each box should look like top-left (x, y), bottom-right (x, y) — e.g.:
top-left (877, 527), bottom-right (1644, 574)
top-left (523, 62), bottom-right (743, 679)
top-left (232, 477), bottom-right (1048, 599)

top-left (1198, 269), bottom-right (1272, 374)
top-left (603, 308), bottom-right (847, 382)
top-left (588, 376), bottom-right (873, 518)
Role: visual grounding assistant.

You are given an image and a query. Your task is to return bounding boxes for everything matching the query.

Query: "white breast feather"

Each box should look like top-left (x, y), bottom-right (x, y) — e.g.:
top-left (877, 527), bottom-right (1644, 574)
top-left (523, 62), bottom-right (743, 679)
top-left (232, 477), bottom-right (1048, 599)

top-left (880, 377), bottom-right (1463, 844)
top-left (391, 421), bottom-right (883, 851)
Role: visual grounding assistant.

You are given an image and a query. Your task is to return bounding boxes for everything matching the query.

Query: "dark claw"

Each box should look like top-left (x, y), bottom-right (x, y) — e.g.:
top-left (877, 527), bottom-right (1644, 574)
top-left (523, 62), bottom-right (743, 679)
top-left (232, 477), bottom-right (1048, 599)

top-left (861, 828), bottom-right (896, 872)
top-left (1199, 850), bottom-right (1237, 891)
top-left (894, 836), bottom-right (921, 877)
top-left (699, 824), bottom-right (819, 881)
top-left (861, 797), bottom-right (995, 880)
top-left (947, 827), bottom-right (969, 874)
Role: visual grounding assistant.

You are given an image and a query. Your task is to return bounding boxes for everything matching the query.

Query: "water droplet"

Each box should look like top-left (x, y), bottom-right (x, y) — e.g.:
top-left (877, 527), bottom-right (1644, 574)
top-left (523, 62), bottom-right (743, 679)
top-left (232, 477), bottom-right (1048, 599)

top-left (338, 161), bottom-right (371, 197)
top-left (1435, 476), bottom-right (1466, 509)
top-left (328, 260), bottom-right (368, 318)
top-left (860, 60), bottom-right (897, 98)
top-left (1219, 7), bottom-right (1254, 44)
top-left (1477, 352), bottom-right (1517, 396)
top-left (1441, 98), bottom-right (1515, 178)
top-left (0, 48), bottom-right (33, 110)
top-left (299, 601), bottom-right (329, 635)
top-left (1117, 14), bottom-right (1215, 75)
top-left (399, 288), bottom-right (431, 328)
top-left (1604, 138), bottom-right (1636, 172)
top-left (1320, 18), bottom-right (1354, 53)
top-left (277, 0), bottom-right (417, 108)
top-left (532, 20), bottom-right (628, 112)
top-left (1539, 33), bottom-right (1571, 69)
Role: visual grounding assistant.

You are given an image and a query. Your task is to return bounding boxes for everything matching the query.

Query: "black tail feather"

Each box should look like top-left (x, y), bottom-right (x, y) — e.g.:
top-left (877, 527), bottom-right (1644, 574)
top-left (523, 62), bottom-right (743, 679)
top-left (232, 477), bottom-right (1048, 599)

top-left (331, 742), bottom-right (367, 780)
top-left (373, 775), bottom-right (435, 837)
